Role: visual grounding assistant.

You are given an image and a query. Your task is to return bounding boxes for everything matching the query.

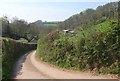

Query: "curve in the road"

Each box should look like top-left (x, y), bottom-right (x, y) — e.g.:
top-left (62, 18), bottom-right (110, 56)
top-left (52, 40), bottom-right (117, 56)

top-left (13, 50), bottom-right (118, 79)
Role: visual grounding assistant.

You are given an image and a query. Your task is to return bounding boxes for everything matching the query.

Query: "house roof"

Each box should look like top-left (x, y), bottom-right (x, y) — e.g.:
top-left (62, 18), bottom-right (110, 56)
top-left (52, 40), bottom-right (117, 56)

top-left (63, 30), bottom-right (69, 32)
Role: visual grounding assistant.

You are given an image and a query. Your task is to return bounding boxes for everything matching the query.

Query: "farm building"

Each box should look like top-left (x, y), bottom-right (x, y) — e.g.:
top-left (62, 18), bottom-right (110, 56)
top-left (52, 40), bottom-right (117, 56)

top-left (63, 29), bottom-right (75, 35)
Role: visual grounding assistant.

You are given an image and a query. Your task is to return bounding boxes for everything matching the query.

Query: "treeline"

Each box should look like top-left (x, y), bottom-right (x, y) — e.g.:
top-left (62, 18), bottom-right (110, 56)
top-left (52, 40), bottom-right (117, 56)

top-left (58, 2), bottom-right (118, 29)
top-left (1, 17), bottom-right (38, 41)
top-left (1, 17), bottom-right (58, 41)
top-left (1, 37), bottom-right (37, 79)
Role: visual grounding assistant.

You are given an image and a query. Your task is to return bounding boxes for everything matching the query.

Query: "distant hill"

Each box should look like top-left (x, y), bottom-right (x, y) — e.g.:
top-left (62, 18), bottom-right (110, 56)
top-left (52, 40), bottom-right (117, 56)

top-left (33, 20), bottom-right (43, 27)
top-left (58, 2), bottom-right (118, 30)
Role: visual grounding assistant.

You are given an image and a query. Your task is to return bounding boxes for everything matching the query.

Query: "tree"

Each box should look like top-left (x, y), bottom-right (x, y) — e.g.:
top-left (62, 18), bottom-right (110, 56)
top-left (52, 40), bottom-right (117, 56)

top-left (1, 16), bottom-right (11, 37)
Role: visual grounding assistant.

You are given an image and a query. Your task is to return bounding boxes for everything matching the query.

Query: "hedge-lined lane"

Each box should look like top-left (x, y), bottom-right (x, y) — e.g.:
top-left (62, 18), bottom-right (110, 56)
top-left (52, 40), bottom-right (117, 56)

top-left (1, 37), bottom-right (37, 79)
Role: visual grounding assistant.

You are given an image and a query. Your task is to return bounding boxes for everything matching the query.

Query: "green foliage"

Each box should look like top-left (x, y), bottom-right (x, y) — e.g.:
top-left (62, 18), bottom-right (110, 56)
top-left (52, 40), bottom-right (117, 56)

top-left (36, 20), bottom-right (119, 75)
top-left (47, 30), bottom-right (60, 43)
top-left (1, 37), bottom-right (37, 79)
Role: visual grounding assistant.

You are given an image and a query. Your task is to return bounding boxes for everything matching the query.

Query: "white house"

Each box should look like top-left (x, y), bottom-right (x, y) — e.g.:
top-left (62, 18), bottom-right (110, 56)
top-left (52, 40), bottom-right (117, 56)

top-left (63, 29), bottom-right (75, 35)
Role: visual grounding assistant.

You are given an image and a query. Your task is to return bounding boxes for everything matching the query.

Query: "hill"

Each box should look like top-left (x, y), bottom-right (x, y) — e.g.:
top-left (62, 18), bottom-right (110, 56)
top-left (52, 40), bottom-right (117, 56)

top-left (58, 2), bottom-right (118, 30)
top-left (33, 20), bottom-right (43, 27)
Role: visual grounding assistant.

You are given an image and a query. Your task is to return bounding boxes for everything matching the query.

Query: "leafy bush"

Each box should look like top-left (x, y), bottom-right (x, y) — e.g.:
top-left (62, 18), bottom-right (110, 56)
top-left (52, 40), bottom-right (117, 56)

top-left (36, 20), bottom-right (119, 75)
top-left (47, 30), bottom-right (60, 43)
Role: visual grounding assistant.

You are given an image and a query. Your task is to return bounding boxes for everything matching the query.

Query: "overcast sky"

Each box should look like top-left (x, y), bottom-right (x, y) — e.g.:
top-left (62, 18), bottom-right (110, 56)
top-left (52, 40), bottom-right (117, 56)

top-left (0, 0), bottom-right (118, 22)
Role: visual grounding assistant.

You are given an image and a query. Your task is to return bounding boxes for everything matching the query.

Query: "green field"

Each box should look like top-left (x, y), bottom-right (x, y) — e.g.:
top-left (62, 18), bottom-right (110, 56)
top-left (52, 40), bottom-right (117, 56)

top-left (43, 23), bottom-right (58, 27)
